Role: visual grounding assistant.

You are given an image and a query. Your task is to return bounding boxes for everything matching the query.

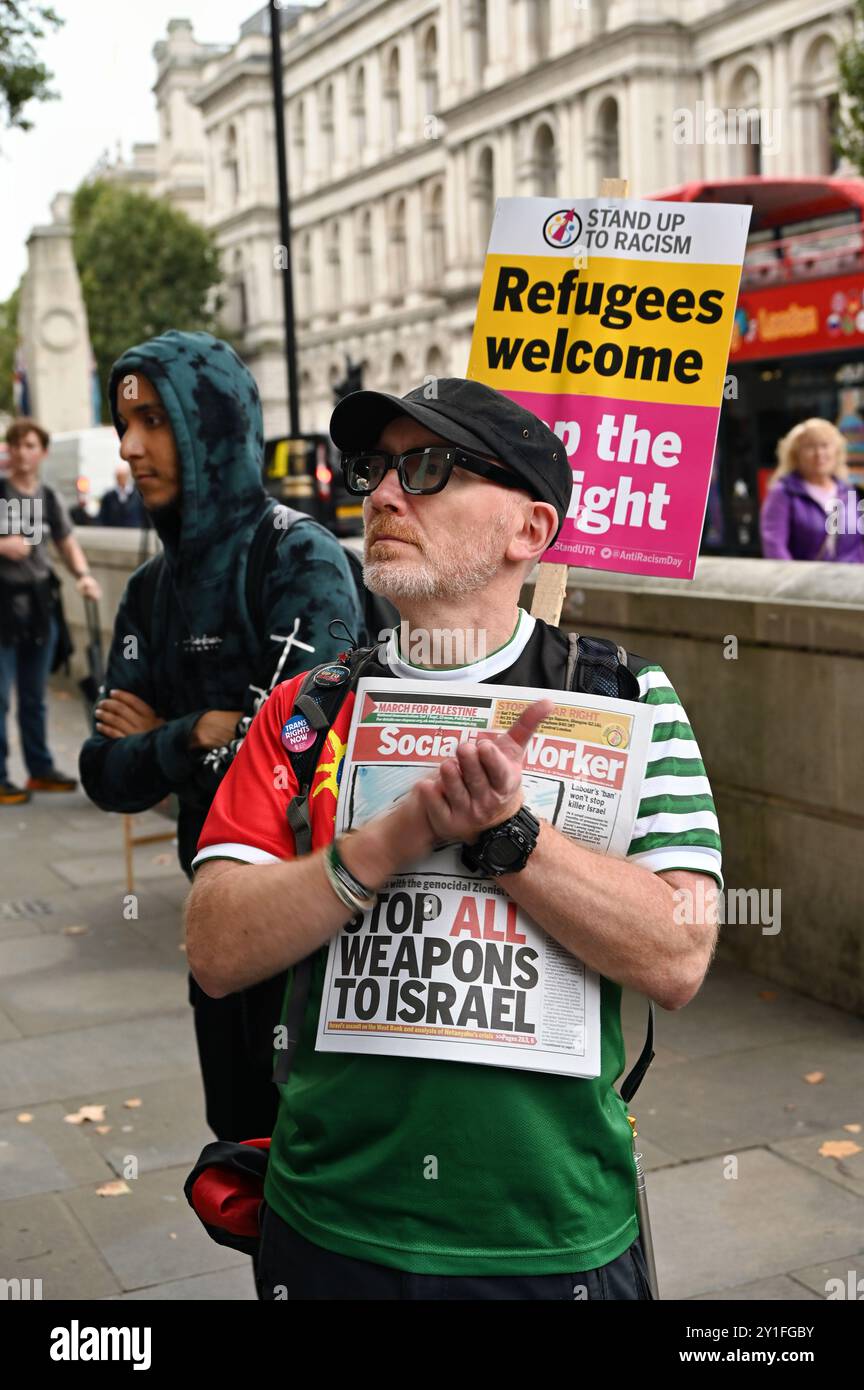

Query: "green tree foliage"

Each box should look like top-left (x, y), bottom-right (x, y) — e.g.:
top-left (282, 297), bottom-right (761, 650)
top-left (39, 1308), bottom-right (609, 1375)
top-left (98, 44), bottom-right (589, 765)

top-left (0, 1), bottom-right (62, 136)
top-left (0, 283), bottom-right (22, 415)
top-left (71, 181), bottom-right (226, 421)
top-left (837, 1), bottom-right (864, 172)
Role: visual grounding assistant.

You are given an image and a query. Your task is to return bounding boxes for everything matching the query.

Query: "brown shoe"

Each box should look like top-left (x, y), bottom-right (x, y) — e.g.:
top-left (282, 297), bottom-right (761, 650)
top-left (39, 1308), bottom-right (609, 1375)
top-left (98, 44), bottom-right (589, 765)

top-left (26, 769), bottom-right (77, 793)
top-left (0, 780), bottom-right (31, 805)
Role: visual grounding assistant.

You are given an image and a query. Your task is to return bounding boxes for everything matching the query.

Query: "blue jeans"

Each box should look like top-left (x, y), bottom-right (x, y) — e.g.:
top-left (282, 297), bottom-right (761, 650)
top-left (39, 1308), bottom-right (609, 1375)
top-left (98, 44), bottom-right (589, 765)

top-left (0, 617), bottom-right (57, 782)
top-left (257, 1204), bottom-right (654, 1301)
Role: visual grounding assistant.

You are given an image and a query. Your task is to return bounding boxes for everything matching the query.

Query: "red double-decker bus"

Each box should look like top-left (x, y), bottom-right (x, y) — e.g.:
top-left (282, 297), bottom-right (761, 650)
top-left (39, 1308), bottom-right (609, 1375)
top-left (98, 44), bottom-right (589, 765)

top-left (652, 176), bottom-right (864, 555)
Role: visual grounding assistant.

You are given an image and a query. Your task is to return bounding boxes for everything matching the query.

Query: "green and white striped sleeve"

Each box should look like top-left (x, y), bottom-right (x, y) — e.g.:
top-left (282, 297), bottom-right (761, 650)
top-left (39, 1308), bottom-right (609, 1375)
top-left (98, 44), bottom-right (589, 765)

top-left (626, 664), bottom-right (723, 889)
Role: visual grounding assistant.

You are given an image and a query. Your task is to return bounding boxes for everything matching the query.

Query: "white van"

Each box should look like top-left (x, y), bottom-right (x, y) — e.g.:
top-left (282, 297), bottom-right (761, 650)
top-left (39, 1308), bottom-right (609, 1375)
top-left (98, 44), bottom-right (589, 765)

top-left (42, 426), bottom-right (124, 518)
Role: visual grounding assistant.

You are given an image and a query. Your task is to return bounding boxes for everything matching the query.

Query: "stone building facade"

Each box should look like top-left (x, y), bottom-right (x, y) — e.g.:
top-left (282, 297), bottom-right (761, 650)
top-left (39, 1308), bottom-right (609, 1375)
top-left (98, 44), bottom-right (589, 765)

top-left (148, 0), bottom-right (854, 435)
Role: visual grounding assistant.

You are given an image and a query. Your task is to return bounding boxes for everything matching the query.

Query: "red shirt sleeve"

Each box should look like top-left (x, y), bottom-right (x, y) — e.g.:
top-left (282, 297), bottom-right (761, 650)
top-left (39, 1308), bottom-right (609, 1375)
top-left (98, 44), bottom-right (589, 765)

top-left (192, 676), bottom-right (304, 869)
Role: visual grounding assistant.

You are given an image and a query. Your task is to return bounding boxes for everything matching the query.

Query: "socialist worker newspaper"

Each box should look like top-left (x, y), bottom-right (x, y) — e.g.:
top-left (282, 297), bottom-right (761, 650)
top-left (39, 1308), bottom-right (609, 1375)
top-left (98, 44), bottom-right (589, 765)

top-left (315, 678), bottom-right (654, 1078)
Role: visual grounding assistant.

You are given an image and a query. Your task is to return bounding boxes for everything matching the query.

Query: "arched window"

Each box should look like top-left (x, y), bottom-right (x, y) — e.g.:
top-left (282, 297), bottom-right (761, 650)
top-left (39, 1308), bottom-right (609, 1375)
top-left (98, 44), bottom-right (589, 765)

top-left (223, 124), bottom-right (240, 201)
top-left (425, 181), bottom-right (445, 284)
top-left (473, 145), bottom-right (495, 255)
top-left (533, 122), bottom-right (557, 198)
top-left (320, 82), bottom-right (335, 172)
top-left (385, 47), bottom-right (402, 146)
top-left (421, 25), bottom-right (439, 118)
top-left (530, 0), bottom-right (551, 62)
top-left (356, 209), bottom-right (373, 308)
top-left (326, 221), bottom-right (342, 316)
top-left (229, 248), bottom-right (248, 331)
top-left (469, 0), bottom-right (488, 80)
top-left (803, 35), bottom-right (841, 174)
top-left (390, 198), bottom-right (407, 299)
top-left (425, 345), bottom-right (446, 382)
top-left (727, 65), bottom-right (762, 175)
top-left (292, 98), bottom-right (306, 183)
top-left (351, 66), bottom-right (367, 155)
top-left (596, 97), bottom-right (620, 179)
top-left (298, 233), bottom-right (312, 321)
top-left (389, 351), bottom-right (408, 397)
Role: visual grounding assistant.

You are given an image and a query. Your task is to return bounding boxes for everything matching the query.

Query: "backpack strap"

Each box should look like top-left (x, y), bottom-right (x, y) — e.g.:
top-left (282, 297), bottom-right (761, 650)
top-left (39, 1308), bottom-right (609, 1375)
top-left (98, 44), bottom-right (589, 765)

top-left (566, 632), bottom-right (654, 1102)
top-left (274, 643), bottom-right (379, 1085)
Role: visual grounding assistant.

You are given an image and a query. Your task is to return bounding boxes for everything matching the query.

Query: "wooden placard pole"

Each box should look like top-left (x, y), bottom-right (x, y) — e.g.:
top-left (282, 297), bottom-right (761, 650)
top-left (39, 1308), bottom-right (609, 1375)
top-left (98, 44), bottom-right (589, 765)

top-left (530, 176), bottom-right (629, 626)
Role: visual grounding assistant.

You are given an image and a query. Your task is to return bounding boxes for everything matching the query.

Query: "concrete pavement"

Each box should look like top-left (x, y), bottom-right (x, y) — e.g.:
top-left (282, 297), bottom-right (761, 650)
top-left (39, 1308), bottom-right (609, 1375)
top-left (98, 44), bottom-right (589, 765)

top-left (0, 678), bottom-right (861, 1300)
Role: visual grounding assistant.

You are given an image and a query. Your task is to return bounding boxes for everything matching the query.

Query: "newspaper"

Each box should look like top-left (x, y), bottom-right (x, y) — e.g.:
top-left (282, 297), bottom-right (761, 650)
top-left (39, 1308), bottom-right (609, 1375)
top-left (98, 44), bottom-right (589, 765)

top-left (315, 678), bottom-right (653, 1078)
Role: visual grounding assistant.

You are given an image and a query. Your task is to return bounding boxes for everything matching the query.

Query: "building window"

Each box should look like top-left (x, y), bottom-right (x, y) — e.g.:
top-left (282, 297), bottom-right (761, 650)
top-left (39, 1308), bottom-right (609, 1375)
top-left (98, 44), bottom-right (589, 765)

top-left (421, 25), bottom-right (439, 119)
top-left (473, 145), bottom-right (495, 255)
top-left (468, 0), bottom-right (488, 81)
top-left (292, 98), bottom-right (306, 183)
top-left (298, 233), bottom-right (312, 321)
top-left (530, 0), bottom-right (551, 62)
top-left (357, 209), bottom-right (373, 307)
top-left (533, 122), bottom-right (557, 197)
top-left (230, 249), bottom-right (247, 332)
top-left (727, 65), bottom-right (762, 176)
top-left (596, 97), bottom-right (620, 179)
top-left (351, 66), bottom-right (367, 154)
top-left (425, 345), bottom-right (446, 382)
top-left (385, 47), bottom-right (402, 146)
top-left (223, 124), bottom-right (240, 201)
top-left (320, 82), bottom-right (335, 172)
top-left (326, 221), bottom-right (342, 316)
top-left (390, 351), bottom-right (408, 396)
top-left (390, 198), bottom-right (407, 299)
top-left (425, 181), bottom-right (445, 285)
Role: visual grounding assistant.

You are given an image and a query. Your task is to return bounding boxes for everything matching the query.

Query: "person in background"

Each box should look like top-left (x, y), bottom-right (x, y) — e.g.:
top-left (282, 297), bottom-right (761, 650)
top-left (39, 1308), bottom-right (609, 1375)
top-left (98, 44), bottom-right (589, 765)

top-left (760, 418), bottom-right (864, 562)
top-left (79, 330), bottom-right (362, 1150)
top-left (98, 464), bottom-right (146, 528)
top-left (0, 417), bottom-right (101, 805)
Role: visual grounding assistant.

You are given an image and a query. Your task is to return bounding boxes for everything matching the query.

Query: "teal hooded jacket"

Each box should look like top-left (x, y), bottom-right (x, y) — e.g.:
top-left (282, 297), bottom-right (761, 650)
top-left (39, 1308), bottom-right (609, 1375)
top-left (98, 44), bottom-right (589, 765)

top-left (79, 330), bottom-right (362, 875)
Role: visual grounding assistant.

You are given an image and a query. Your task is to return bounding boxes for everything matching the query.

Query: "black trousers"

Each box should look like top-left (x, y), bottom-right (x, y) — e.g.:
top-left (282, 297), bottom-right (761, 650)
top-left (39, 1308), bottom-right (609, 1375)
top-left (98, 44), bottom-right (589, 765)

top-left (257, 1203), bottom-right (654, 1301)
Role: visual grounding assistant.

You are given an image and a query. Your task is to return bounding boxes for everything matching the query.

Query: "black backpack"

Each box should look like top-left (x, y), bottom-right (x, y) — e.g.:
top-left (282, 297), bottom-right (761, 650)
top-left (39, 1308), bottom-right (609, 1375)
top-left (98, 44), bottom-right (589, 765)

top-left (270, 633), bottom-right (655, 1103)
top-left (137, 502), bottom-right (397, 651)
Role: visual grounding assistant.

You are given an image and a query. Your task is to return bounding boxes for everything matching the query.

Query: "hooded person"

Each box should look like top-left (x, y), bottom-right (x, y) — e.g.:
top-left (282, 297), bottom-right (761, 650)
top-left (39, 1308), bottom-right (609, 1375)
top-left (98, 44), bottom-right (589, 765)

top-left (79, 330), bottom-right (362, 1143)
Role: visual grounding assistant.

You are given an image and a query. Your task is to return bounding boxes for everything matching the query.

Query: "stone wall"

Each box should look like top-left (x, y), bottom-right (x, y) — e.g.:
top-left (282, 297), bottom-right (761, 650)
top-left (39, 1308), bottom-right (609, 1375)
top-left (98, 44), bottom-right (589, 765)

top-left (60, 531), bottom-right (864, 1014)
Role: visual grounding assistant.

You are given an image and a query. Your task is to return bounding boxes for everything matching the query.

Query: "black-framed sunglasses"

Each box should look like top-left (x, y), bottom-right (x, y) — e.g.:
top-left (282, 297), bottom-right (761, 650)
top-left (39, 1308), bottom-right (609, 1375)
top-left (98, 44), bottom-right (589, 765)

top-left (340, 446), bottom-right (526, 497)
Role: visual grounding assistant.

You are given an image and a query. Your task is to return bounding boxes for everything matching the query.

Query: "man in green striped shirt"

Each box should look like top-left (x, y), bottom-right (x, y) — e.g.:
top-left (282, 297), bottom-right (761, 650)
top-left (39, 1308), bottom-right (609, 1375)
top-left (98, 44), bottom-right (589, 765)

top-left (188, 380), bottom-right (722, 1300)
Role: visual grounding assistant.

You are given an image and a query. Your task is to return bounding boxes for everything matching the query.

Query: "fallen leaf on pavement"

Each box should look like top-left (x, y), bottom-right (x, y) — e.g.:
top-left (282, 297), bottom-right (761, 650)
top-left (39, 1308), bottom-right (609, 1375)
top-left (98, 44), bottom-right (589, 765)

top-left (94, 1125), bottom-right (111, 1135)
top-left (803, 1072), bottom-right (825, 1085)
top-left (124, 1098), bottom-right (142, 1109)
top-left (843, 1124), bottom-right (862, 1134)
top-left (757, 990), bottom-right (777, 1001)
top-left (16, 1113), bottom-right (33, 1124)
top-left (96, 1180), bottom-right (131, 1197)
top-left (784, 1104), bottom-right (797, 1112)
top-left (62, 925), bottom-right (89, 936)
top-left (818, 1140), bottom-right (862, 1160)
top-left (64, 1104), bottom-right (106, 1125)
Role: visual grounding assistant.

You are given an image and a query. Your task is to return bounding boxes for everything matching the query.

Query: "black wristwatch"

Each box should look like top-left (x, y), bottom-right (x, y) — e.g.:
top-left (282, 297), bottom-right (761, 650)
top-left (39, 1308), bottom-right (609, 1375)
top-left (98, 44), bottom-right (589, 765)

top-left (461, 806), bottom-right (540, 878)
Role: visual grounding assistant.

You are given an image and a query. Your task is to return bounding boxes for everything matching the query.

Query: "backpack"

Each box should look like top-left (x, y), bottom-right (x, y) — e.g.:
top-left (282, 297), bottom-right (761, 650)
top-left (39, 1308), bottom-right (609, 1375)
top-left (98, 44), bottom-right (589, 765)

top-left (271, 633), bottom-right (655, 1103)
top-left (137, 503), bottom-right (397, 651)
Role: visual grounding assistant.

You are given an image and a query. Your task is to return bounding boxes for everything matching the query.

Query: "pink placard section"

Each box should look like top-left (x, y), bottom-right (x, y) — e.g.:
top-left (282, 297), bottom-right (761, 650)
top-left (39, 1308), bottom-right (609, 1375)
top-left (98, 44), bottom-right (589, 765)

top-left (507, 389), bottom-right (721, 580)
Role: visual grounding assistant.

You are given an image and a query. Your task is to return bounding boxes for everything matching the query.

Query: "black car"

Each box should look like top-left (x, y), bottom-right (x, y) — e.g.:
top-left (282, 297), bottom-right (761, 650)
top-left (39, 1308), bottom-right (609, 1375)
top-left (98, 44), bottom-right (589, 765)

top-left (262, 433), bottom-right (363, 537)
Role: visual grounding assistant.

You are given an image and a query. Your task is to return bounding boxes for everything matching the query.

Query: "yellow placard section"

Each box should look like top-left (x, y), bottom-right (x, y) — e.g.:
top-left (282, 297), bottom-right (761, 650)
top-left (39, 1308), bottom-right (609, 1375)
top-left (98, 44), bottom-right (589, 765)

top-left (467, 254), bottom-right (740, 406)
top-left (492, 699), bottom-right (633, 750)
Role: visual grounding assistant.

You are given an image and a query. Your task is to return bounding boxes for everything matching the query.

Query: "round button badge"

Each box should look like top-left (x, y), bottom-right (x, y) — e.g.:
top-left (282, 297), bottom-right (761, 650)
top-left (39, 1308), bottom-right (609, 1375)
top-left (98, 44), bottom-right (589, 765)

top-left (280, 714), bottom-right (317, 753)
top-left (314, 663), bottom-right (351, 688)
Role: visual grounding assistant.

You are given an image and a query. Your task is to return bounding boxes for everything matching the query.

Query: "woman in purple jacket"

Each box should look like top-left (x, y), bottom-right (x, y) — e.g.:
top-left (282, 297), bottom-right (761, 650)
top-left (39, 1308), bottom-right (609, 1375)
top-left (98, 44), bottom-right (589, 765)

top-left (760, 418), bottom-right (864, 562)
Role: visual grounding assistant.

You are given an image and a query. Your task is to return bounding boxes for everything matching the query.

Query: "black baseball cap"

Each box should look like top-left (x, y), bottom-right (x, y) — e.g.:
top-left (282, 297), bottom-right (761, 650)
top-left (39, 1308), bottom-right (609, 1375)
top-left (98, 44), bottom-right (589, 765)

top-left (329, 377), bottom-right (573, 540)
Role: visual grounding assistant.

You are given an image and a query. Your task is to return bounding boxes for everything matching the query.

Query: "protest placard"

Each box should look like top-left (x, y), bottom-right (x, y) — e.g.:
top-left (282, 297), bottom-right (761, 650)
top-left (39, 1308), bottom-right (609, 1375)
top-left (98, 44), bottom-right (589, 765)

top-left (315, 677), bottom-right (655, 1079)
top-left (467, 195), bottom-right (751, 580)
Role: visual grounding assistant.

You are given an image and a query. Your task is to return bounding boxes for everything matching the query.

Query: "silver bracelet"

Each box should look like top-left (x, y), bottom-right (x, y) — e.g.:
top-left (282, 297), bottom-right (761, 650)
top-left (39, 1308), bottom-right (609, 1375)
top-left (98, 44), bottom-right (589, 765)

top-left (324, 842), bottom-right (377, 912)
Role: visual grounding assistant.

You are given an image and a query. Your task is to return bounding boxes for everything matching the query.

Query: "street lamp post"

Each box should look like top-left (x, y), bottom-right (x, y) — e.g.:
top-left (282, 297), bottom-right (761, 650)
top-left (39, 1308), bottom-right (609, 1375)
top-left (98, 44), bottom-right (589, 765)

top-left (269, 1), bottom-right (300, 437)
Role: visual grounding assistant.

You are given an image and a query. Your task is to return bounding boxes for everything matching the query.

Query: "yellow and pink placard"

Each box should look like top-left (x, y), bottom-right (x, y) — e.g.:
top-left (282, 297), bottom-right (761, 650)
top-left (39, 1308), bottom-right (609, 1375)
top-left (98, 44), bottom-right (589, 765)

top-left (467, 197), bottom-right (751, 579)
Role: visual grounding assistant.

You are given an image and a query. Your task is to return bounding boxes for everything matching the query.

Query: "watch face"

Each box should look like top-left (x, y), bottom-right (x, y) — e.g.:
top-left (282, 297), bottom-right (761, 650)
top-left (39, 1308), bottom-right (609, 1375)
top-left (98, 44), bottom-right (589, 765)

top-left (487, 834), bottom-right (525, 871)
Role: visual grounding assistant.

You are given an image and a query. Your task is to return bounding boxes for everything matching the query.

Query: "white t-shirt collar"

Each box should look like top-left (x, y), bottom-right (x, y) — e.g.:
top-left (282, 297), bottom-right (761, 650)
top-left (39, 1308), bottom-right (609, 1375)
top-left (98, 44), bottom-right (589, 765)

top-left (384, 609), bottom-right (536, 683)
